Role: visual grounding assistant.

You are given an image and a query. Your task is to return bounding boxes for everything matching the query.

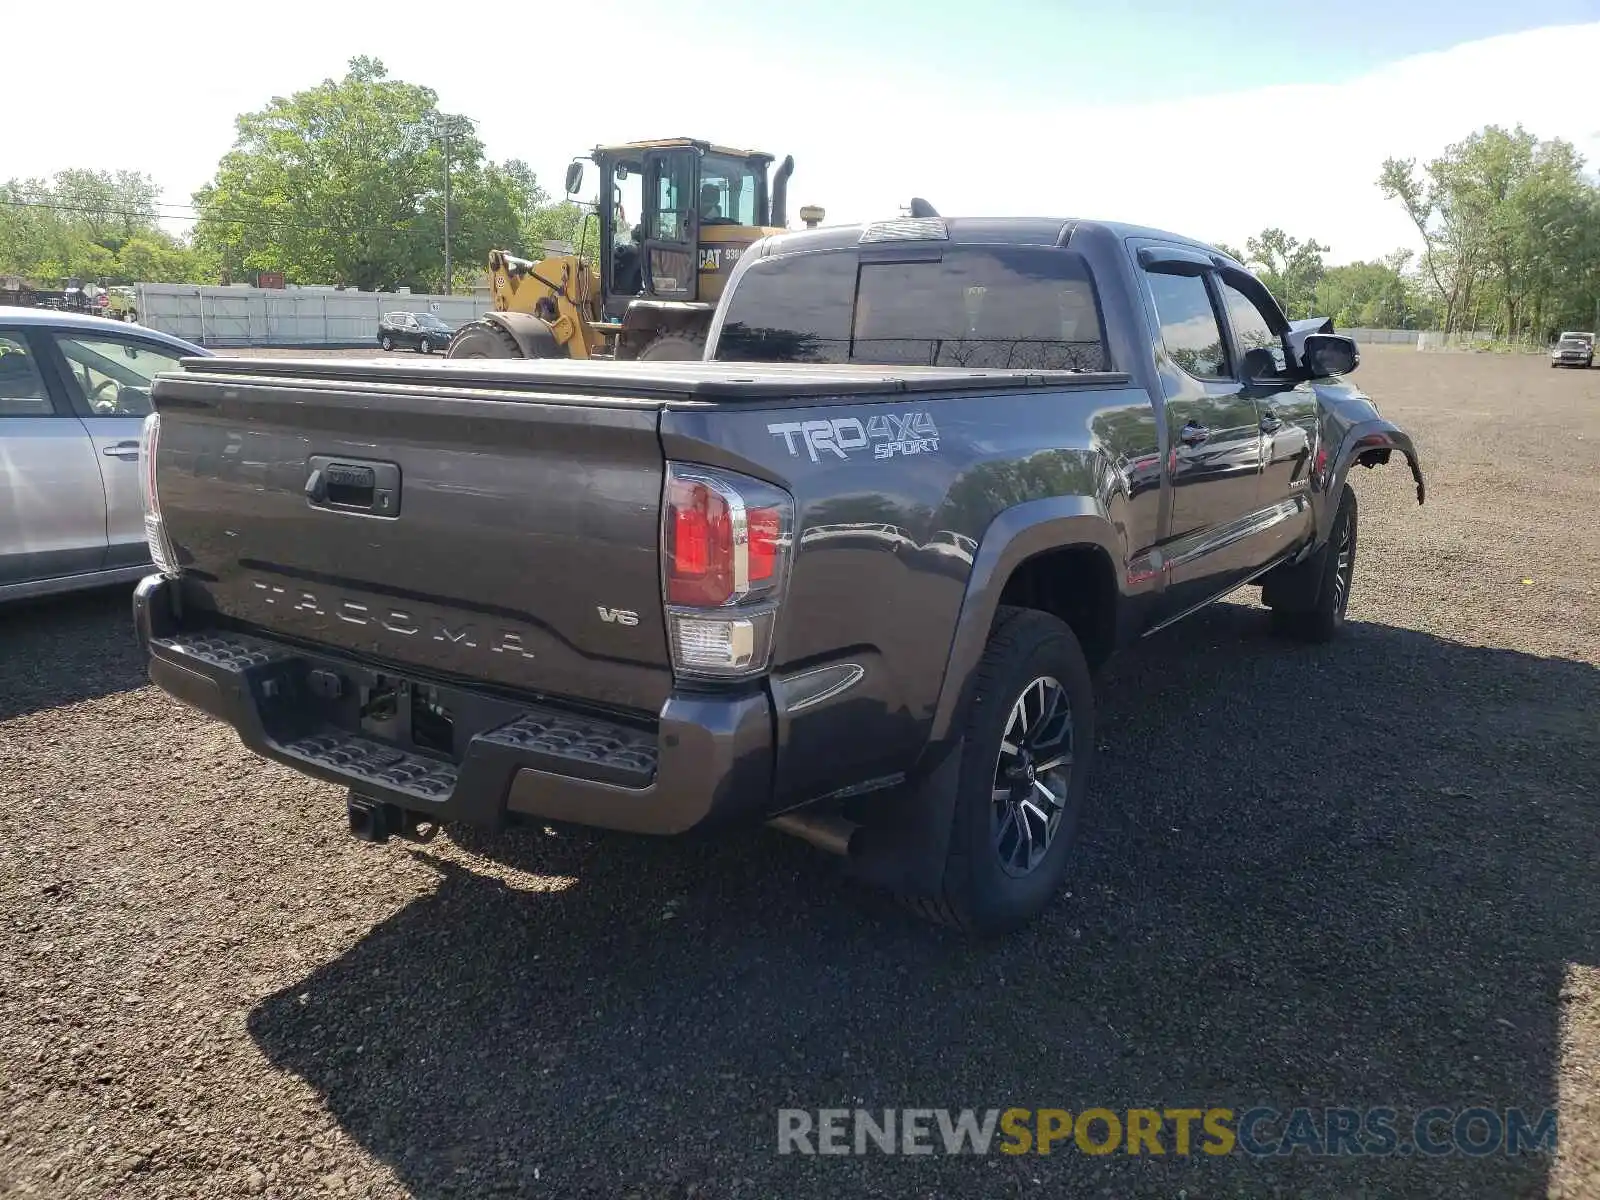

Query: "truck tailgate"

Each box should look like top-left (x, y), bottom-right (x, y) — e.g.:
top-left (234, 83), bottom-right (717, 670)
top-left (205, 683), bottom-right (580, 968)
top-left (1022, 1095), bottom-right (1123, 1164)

top-left (151, 365), bottom-right (673, 715)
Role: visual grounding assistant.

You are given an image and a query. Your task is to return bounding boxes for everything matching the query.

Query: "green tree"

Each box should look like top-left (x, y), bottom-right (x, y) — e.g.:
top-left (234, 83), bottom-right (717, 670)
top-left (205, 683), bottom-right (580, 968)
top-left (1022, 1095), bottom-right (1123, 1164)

top-left (1379, 125), bottom-right (1600, 339)
top-left (192, 57), bottom-right (527, 291)
top-left (1314, 254), bottom-right (1419, 329)
top-left (1, 169), bottom-right (205, 284)
top-left (1242, 228), bottom-right (1328, 319)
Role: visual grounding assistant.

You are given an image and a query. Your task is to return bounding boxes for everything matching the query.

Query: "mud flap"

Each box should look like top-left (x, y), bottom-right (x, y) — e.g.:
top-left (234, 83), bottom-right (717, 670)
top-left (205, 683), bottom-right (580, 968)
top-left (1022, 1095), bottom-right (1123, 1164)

top-left (845, 741), bottom-right (964, 897)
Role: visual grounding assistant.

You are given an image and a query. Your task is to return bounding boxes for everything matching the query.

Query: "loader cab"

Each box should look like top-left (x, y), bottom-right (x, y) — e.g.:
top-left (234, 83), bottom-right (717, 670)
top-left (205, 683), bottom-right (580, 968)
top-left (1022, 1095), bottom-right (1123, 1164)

top-left (580, 139), bottom-right (781, 321)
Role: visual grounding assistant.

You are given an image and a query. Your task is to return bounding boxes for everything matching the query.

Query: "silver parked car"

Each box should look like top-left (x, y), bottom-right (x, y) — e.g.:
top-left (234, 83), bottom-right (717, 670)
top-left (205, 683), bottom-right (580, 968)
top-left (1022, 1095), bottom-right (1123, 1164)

top-left (0, 307), bottom-right (211, 602)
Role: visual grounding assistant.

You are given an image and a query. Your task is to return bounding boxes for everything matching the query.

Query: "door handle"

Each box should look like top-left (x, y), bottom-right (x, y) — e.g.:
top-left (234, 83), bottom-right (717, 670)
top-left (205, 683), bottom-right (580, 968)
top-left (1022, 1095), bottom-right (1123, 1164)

top-left (1260, 414), bottom-right (1283, 433)
top-left (102, 442), bottom-right (141, 459)
top-left (1180, 423), bottom-right (1210, 446)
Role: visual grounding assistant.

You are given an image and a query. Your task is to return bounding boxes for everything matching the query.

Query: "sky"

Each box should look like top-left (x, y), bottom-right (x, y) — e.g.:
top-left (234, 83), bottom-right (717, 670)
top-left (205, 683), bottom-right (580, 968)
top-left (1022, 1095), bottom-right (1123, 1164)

top-left (8, 0), bottom-right (1600, 265)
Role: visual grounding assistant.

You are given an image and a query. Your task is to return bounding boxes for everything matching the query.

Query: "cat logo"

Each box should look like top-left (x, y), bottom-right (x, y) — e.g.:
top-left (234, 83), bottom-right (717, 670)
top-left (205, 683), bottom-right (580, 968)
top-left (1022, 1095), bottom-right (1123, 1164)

top-left (698, 246), bottom-right (744, 273)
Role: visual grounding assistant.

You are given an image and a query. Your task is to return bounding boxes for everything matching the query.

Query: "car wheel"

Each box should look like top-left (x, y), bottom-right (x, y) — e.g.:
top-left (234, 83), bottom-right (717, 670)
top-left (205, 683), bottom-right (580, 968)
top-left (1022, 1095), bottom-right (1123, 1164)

top-left (1269, 485), bottom-right (1358, 643)
top-left (381, 335), bottom-right (393, 351)
top-left (419, 338), bottom-right (433, 355)
top-left (900, 606), bottom-right (1095, 936)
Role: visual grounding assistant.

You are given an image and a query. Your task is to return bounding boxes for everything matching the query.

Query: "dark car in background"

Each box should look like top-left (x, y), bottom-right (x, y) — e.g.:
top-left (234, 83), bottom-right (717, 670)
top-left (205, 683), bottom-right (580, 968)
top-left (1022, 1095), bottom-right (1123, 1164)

top-left (1550, 331), bottom-right (1594, 369)
top-left (378, 311), bottom-right (455, 354)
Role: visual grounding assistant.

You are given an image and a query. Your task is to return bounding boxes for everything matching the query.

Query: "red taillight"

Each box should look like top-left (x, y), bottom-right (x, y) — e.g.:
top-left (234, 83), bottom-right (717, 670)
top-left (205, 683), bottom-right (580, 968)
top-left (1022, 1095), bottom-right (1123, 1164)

top-left (140, 411), bottom-right (179, 575)
top-left (666, 477), bottom-right (734, 605)
top-left (661, 464), bottom-right (793, 679)
top-left (664, 473), bottom-right (792, 607)
top-left (747, 506), bottom-right (780, 582)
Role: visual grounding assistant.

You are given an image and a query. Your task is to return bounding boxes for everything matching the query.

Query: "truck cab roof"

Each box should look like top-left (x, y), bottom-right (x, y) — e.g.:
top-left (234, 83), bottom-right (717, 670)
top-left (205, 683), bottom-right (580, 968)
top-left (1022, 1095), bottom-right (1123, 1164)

top-left (759, 216), bottom-right (1234, 261)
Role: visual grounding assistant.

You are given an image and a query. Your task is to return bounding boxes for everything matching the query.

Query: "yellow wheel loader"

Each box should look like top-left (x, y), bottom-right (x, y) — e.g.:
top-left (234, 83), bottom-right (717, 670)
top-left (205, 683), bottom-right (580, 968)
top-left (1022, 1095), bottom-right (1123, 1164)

top-left (447, 138), bottom-right (807, 362)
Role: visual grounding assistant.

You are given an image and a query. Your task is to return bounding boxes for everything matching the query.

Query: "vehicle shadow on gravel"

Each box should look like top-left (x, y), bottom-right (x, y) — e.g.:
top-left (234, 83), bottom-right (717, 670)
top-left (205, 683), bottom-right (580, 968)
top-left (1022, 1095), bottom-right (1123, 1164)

top-left (0, 587), bottom-right (144, 721)
top-left (247, 603), bottom-right (1599, 1199)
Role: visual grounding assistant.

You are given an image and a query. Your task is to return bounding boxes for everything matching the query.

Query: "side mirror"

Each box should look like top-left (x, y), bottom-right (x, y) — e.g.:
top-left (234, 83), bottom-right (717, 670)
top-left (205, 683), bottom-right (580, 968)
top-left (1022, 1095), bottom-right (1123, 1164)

top-left (564, 161), bottom-right (583, 196)
top-left (1303, 333), bottom-right (1359, 378)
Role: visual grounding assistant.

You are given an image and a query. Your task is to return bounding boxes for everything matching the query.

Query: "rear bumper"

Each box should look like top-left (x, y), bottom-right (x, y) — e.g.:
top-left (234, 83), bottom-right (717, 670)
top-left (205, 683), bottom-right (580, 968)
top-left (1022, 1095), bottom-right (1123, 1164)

top-left (133, 575), bottom-right (773, 835)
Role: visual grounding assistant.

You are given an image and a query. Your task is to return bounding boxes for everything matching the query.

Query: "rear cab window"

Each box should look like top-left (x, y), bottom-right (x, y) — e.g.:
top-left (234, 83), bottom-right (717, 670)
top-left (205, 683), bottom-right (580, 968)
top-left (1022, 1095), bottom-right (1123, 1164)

top-left (714, 245), bottom-right (1110, 371)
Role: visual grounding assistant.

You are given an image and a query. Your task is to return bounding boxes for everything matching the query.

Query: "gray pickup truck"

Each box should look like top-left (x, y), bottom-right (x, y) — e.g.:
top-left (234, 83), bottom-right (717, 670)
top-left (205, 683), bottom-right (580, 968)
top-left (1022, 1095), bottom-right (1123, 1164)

top-left (134, 216), bottom-right (1425, 934)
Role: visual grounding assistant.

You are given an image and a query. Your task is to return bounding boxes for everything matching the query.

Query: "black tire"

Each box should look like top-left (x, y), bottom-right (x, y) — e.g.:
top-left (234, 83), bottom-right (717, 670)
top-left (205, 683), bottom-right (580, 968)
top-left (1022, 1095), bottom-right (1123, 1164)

top-left (418, 337), bottom-right (433, 355)
top-left (445, 320), bottom-right (525, 359)
top-left (380, 335), bottom-right (393, 351)
top-left (635, 332), bottom-right (706, 361)
top-left (1269, 485), bottom-right (1358, 642)
top-left (900, 607), bottom-right (1095, 936)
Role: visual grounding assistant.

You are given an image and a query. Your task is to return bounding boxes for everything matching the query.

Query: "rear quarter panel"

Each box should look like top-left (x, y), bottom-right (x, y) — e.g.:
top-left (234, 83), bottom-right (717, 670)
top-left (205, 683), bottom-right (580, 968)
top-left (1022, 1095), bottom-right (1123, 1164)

top-left (662, 380), bottom-right (1159, 804)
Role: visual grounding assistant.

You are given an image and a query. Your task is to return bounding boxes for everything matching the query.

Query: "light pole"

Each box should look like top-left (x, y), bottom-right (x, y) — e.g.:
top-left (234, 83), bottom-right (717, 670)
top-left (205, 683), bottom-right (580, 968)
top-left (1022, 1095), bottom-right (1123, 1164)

top-left (431, 115), bottom-right (475, 296)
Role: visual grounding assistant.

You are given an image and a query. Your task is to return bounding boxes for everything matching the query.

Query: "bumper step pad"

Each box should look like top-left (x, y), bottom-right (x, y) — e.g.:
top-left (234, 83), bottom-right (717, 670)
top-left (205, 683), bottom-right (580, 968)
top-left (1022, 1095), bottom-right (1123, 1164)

top-left (153, 633), bottom-right (288, 673)
top-left (481, 710), bottom-right (657, 785)
top-left (281, 732), bottom-right (458, 802)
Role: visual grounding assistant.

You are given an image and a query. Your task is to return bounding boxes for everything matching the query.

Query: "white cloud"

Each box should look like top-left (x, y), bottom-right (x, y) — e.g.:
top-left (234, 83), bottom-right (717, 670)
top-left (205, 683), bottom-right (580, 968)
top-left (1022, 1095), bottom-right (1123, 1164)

top-left (6, 6), bottom-right (1597, 267)
top-left (766, 21), bottom-right (1600, 263)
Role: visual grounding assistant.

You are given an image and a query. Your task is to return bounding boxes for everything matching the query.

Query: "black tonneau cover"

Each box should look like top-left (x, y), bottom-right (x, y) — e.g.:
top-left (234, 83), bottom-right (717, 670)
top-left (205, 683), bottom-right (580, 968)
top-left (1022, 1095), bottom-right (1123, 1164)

top-left (178, 355), bottom-right (1132, 403)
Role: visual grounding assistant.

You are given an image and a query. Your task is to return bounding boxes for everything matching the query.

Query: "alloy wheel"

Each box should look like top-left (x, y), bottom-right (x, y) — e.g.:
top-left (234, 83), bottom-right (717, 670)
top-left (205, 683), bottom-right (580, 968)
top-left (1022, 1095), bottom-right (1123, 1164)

top-left (991, 675), bottom-right (1074, 877)
top-left (1332, 520), bottom-right (1354, 616)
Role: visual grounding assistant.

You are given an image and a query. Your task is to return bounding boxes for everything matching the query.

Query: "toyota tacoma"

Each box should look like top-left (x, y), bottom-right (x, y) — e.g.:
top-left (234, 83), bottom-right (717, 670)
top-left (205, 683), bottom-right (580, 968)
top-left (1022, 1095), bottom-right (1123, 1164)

top-left (134, 216), bottom-right (1426, 934)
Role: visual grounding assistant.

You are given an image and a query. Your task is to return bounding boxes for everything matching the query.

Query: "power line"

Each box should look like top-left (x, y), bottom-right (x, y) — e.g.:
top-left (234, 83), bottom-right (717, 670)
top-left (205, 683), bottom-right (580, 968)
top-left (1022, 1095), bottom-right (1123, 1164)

top-left (0, 196), bottom-right (444, 238)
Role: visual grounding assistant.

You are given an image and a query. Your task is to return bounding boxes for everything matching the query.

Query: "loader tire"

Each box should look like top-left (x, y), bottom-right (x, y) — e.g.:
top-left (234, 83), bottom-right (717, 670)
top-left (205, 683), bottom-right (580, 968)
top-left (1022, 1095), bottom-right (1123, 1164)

top-left (446, 320), bottom-right (525, 359)
top-left (635, 332), bottom-right (706, 361)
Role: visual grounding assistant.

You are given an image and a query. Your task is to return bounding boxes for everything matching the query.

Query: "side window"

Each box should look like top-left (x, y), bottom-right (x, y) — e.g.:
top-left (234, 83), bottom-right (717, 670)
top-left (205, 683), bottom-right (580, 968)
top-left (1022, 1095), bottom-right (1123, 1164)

top-left (1220, 281), bottom-right (1287, 377)
top-left (53, 336), bottom-right (184, 418)
top-left (1145, 270), bottom-right (1228, 380)
top-left (851, 247), bottom-right (1109, 371)
top-left (0, 333), bottom-right (57, 417)
top-left (713, 252), bottom-right (855, 363)
top-left (647, 153), bottom-right (695, 242)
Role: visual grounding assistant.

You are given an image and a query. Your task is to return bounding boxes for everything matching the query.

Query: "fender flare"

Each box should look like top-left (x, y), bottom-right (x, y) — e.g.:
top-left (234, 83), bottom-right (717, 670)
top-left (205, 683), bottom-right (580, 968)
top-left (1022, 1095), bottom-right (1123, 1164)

top-left (477, 311), bottom-right (563, 359)
top-left (1317, 419), bottom-right (1425, 544)
top-left (618, 300), bottom-right (717, 356)
top-left (619, 299), bottom-right (716, 335)
top-left (928, 497), bottom-right (1125, 747)
top-left (848, 497), bottom-right (1123, 898)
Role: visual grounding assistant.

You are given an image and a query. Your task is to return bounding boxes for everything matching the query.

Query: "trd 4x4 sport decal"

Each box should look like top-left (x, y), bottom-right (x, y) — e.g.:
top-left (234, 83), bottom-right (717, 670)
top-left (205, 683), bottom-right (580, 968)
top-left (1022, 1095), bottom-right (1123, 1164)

top-left (767, 413), bottom-right (941, 463)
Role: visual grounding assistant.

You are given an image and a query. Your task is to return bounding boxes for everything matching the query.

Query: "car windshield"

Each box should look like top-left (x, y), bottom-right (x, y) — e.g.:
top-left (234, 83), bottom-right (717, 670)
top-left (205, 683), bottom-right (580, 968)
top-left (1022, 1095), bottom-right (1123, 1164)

top-left (418, 315), bottom-right (451, 330)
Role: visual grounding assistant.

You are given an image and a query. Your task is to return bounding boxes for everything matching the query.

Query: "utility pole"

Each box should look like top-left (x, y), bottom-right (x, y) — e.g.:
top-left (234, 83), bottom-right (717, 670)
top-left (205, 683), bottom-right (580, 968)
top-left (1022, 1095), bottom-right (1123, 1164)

top-left (442, 123), bottom-right (452, 295)
top-left (431, 114), bottom-right (475, 296)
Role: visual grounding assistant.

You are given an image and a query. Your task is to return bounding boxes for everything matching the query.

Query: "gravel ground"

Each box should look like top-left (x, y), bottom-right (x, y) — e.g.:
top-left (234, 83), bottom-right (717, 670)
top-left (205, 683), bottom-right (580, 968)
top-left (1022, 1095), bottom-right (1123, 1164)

top-left (1, 349), bottom-right (1596, 1199)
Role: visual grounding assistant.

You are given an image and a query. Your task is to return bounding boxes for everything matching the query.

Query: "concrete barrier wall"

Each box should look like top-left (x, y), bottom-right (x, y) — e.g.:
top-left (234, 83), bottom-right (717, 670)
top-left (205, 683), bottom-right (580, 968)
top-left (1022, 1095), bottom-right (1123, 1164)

top-left (135, 284), bottom-right (486, 347)
top-left (1340, 328), bottom-right (1428, 345)
top-left (129, 285), bottom-right (1450, 352)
